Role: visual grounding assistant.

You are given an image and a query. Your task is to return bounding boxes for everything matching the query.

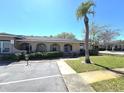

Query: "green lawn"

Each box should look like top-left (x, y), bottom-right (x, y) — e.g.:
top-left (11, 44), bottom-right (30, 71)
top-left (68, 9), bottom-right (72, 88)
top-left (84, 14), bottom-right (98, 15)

top-left (91, 77), bottom-right (124, 92)
top-left (65, 55), bottom-right (124, 73)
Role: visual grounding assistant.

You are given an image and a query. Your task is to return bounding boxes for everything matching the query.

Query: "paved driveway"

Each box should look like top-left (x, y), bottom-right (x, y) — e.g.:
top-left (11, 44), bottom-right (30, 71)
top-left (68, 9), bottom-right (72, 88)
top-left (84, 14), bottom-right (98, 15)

top-left (0, 60), bottom-right (68, 92)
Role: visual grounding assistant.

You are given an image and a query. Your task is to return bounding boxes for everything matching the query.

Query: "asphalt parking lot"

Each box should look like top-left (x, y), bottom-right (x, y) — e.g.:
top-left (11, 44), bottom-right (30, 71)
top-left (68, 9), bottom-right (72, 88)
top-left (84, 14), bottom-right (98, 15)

top-left (0, 60), bottom-right (68, 92)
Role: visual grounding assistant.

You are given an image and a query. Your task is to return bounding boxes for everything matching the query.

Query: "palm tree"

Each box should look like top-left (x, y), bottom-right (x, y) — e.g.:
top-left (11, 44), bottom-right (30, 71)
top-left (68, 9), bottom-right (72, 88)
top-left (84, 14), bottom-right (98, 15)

top-left (76, 0), bottom-right (95, 64)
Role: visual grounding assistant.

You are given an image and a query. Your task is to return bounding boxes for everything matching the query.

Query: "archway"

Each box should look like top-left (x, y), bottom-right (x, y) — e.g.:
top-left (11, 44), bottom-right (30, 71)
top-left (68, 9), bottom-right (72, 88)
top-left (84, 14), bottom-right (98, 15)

top-left (50, 44), bottom-right (60, 51)
top-left (36, 43), bottom-right (47, 52)
top-left (64, 44), bottom-right (72, 53)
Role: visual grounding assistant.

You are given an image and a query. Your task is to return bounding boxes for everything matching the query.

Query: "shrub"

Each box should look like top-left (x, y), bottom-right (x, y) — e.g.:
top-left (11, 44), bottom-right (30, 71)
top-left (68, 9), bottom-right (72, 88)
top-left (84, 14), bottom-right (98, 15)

top-left (18, 52), bottom-right (25, 60)
top-left (29, 52), bottom-right (44, 60)
top-left (99, 48), bottom-right (106, 51)
top-left (114, 48), bottom-right (122, 51)
top-left (80, 49), bottom-right (99, 56)
top-left (89, 49), bottom-right (99, 55)
top-left (0, 54), bottom-right (19, 61)
top-left (45, 52), bottom-right (63, 59)
top-left (29, 51), bottom-right (63, 60)
top-left (80, 49), bottom-right (85, 56)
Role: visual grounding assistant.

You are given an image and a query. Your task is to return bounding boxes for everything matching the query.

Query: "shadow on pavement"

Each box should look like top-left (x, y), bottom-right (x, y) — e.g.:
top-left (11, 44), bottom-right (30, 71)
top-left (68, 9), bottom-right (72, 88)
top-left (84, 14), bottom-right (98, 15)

top-left (94, 63), bottom-right (124, 76)
top-left (0, 61), bottom-right (13, 66)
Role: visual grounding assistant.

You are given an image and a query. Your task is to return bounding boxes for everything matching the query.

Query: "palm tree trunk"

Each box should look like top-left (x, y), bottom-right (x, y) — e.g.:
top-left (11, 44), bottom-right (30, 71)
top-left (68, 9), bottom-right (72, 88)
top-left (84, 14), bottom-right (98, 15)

top-left (84, 15), bottom-right (91, 64)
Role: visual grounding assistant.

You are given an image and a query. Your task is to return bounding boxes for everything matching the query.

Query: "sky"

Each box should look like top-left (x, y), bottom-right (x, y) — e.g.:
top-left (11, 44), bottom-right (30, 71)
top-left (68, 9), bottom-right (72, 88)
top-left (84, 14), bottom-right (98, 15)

top-left (0, 0), bottom-right (124, 40)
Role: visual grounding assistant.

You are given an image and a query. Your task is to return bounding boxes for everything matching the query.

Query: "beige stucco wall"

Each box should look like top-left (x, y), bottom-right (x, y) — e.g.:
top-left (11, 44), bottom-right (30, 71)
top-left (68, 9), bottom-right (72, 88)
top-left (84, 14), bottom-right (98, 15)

top-left (15, 41), bottom-right (80, 53)
top-left (43, 42), bottom-right (80, 53)
top-left (0, 36), bottom-right (81, 54)
top-left (72, 43), bottom-right (80, 53)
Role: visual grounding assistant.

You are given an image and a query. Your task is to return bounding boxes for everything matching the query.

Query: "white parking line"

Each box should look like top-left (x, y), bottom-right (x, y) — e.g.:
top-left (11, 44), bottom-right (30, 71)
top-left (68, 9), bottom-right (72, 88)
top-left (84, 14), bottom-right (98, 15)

top-left (0, 74), bottom-right (61, 85)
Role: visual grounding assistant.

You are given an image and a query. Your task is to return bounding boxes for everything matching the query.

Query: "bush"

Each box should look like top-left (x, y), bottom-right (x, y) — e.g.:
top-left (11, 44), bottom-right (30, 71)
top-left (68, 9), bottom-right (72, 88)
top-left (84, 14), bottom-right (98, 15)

top-left (80, 49), bottom-right (99, 56)
top-left (99, 48), bottom-right (106, 51)
top-left (29, 51), bottom-right (63, 60)
top-left (29, 52), bottom-right (43, 60)
top-left (89, 49), bottom-right (99, 55)
top-left (80, 49), bottom-right (85, 56)
top-left (46, 52), bottom-right (63, 58)
top-left (0, 54), bottom-right (20, 61)
top-left (114, 48), bottom-right (122, 51)
top-left (0, 52), bottom-right (63, 61)
top-left (18, 52), bottom-right (25, 60)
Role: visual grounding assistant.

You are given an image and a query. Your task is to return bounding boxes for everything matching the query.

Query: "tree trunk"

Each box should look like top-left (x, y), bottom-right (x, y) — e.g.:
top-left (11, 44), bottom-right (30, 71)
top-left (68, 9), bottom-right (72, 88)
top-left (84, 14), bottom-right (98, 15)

top-left (84, 15), bottom-right (91, 64)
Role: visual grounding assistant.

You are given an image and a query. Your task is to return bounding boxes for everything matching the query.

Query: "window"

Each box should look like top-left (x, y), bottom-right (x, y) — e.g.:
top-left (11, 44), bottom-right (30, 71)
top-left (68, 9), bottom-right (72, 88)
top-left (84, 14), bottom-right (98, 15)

top-left (52, 45), bottom-right (57, 51)
top-left (20, 43), bottom-right (32, 53)
top-left (64, 44), bottom-right (72, 53)
top-left (3, 41), bottom-right (10, 52)
top-left (0, 41), bottom-right (10, 53)
top-left (50, 44), bottom-right (60, 51)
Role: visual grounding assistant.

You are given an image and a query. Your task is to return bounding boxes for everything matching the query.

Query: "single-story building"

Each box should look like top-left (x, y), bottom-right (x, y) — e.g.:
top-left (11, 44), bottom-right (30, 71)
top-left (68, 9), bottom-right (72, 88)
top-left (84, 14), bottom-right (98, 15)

top-left (0, 33), bottom-right (82, 54)
top-left (99, 40), bottom-right (124, 51)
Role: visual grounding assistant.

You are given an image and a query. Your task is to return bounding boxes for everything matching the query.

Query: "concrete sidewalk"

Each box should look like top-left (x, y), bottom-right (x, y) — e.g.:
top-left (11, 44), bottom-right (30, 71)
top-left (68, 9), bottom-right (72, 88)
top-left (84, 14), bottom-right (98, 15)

top-left (57, 59), bottom-right (95, 92)
top-left (79, 69), bottom-right (122, 84)
top-left (57, 59), bottom-right (76, 75)
top-left (57, 59), bottom-right (124, 91)
top-left (99, 51), bottom-right (124, 56)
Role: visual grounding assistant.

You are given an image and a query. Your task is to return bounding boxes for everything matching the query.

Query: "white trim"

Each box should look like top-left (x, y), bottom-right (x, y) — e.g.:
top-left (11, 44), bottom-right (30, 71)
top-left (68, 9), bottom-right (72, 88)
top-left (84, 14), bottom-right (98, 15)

top-left (10, 40), bottom-right (14, 44)
top-left (0, 41), bottom-right (3, 53)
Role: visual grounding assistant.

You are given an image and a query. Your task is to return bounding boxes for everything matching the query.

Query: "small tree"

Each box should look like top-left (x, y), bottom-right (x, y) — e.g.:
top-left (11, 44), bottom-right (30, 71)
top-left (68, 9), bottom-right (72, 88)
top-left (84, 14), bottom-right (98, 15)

top-left (55, 32), bottom-right (76, 39)
top-left (90, 24), bottom-right (106, 49)
top-left (98, 26), bottom-right (120, 50)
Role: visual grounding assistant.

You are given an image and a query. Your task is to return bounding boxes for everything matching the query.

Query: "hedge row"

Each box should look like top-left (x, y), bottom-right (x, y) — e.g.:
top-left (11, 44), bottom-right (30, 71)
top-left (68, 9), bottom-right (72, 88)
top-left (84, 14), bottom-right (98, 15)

top-left (0, 52), bottom-right (63, 61)
top-left (29, 52), bottom-right (63, 60)
top-left (0, 50), bottom-right (99, 61)
top-left (0, 54), bottom-right (20, 61)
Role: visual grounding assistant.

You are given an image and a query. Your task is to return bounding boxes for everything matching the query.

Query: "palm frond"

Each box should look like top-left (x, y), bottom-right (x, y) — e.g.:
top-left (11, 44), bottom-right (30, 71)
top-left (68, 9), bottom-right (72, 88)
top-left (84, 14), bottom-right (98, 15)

top-left (76, 0), bottom-right (95, 20)
top-left (88, 10), bottom-right (95, 17)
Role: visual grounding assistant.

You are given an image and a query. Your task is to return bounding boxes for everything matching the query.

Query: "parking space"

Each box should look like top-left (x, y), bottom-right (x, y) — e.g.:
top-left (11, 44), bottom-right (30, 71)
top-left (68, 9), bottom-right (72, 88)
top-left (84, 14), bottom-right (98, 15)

top-left (0, 60), bottom-right (68, 92)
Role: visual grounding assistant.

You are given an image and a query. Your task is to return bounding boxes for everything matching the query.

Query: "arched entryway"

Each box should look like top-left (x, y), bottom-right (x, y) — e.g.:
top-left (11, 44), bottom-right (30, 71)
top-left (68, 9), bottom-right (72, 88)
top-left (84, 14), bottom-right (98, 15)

top-left (20, 43), bottom-right (32, 53)
top-left (50, 44), bottom-right (60, 51)
top-left (64, 44), bottom-right (72, 53)
top-left (36, 43), bottom-right (47, 52)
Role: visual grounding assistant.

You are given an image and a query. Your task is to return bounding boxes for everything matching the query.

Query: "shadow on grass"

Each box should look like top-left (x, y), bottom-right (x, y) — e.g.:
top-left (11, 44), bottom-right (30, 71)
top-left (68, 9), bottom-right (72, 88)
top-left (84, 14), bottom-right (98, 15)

top-left (94, 63), bottom-right (124, 76)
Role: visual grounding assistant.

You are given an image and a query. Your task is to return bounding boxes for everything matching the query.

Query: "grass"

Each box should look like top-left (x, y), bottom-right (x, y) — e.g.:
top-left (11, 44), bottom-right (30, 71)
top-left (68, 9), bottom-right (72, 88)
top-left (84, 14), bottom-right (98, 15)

top-left (91, 77), bottom-right (124, 92)
top-left (65, 55), bottom-right (124, 73)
